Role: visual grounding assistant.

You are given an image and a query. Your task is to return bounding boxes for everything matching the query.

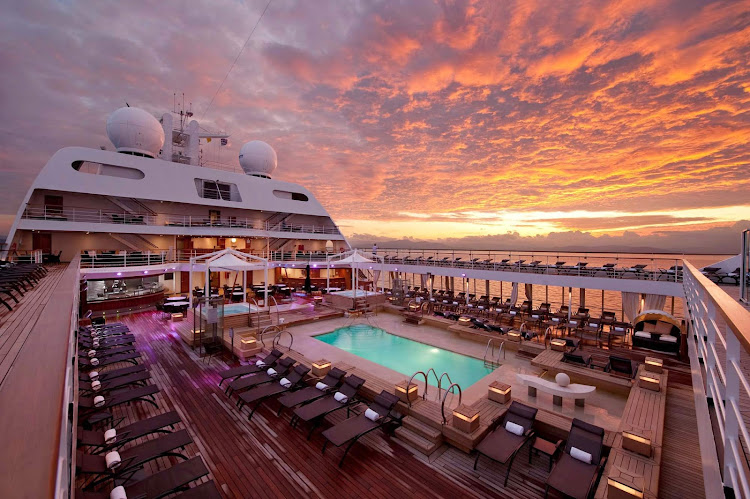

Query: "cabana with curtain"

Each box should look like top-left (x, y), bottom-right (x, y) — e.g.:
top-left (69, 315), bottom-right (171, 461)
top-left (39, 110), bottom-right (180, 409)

top-left (188, 248), bottom-right (269, 308)
top-left (326, 249), bottom-right (385, 295)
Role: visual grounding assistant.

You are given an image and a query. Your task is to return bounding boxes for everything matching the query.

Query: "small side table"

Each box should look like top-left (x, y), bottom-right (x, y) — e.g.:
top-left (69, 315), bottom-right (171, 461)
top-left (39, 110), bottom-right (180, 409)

top-left (529, 436), bottom-right (562, 471)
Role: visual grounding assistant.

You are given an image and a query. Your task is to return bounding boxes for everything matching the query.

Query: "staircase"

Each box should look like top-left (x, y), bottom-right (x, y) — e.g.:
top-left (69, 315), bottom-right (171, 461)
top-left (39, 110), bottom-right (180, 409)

top-left (394, 416), bottom-right (444, 456)
top-left (106, 196), bottom-right (156, 216)
top-left (109, 233), bottom-right (159, 251)
top-left (352, 296), bottom-right (371, 313)
top-left (252, 310), bottom-right (273, 331)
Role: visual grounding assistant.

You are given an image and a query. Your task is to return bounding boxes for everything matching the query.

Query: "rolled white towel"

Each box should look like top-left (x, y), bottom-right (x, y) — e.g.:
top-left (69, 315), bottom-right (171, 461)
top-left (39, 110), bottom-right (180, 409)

top-left (94, 395), bottom-right (106, 407)
top-left (315, 382), bottom-right (328, 391)
top-left (91, 380), bottom-right (102, 392)
top-left (92, 340), bottom-right (100, 348)
top-left (505, 421), bottom-right (524, 436)
top-left (266, 368), bottom-right (277, 376)
top-left (104, 428), bottom-right (117, 444)
top-left (364, 408), bottom-right (381, 422)
top-left (109, 485), bottom-right (127, 499)
top-left (105, 450), bottom-right (121, 469)
top-left (570, 446), bottom-right (592, 464)
top-left (88, 349), bottom-right (97, 358)
top-left (255, 360), bottom-right (266, 367)
top-left (333, 392), bottom-right (348, 404)
top-left (89, 371), bottom-right (99, 381)
top-left (452, 301), bottom-right (458, 305)
top-left (279, 377), bottom-right (292, 388)
top-left (91, 358), bottom-right (100, 366)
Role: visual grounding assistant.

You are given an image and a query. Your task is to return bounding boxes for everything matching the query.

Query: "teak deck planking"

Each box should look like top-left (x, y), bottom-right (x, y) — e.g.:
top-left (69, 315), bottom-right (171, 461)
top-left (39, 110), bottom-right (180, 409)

top-left (76, 310), bottom-right (709, 498)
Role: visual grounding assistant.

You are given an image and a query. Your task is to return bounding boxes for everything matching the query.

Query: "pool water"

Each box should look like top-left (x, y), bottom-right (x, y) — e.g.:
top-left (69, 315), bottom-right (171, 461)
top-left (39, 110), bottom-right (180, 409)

top-left (217, 303), bottom-right (258, 314)
top-left (314, 325), bottom-right (495, 389)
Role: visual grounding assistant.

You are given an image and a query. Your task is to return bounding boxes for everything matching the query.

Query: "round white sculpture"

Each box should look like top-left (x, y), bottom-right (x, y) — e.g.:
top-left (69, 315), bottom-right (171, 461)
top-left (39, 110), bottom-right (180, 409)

top-left (555, 373), bottom-right (571, 387)
top-left (239, 140), bottom-right (277, 177)
top-left (106, 107), bottom-right (164, 158)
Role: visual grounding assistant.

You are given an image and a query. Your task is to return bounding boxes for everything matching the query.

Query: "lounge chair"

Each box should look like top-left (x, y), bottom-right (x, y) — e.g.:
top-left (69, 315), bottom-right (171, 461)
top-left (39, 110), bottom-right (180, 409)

top-left (76, 429), bottom-right (193, 487)
top-left (321, 391), bottom-right (401, 467)
top-left (291, 375), bottom-right (366, 439)
top-left (226, 356), bottom-right (296, 396)
top-left (174, 481), bottom-right (223, 499)
top-left (75, 456), bottom-right (209, 499)
top-left (545, 419), bottom-right (607, 499)
top-left (79, 364), bottom-right (146, 383)
top-left (78, 335), bottom-right (136, 349)
top-left (78, 344), bottom-right (136, 359)
top-left (240, 364), bottom-right (312, 419)
top-left (606, 355), bottom-right (637, 378)
top-left (562, 351), bottom-right (592, 367)
top-left (217, 349), bottom-right (283, 387)
top-left (79, 370), bottom-right (150, 395)
top-left (77, 410), bottom-right (181, 453)
top-left (277, 367), bottom-right (347, 415)
top-left (474, 401), bottom-right (538, 486)
top-left (79, 351), bottom-right (141, 370)
top-left (79, 383), bottom-right (159, 411)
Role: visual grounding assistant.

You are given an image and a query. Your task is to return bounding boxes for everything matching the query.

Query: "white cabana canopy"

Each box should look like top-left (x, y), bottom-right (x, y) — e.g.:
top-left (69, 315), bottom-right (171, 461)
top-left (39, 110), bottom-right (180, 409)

top-left (326, 249), bottom-right (384, 295)
top-left (188, 248), bottom-right (269, 307)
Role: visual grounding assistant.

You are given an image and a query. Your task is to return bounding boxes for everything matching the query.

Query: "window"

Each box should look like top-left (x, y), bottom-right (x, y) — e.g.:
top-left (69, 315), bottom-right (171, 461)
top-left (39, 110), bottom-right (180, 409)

top-left (72, 161), bottom-right (145, 179)
top-left (272, 190), bottom-right (309, 202)
top-left (195, 179), bottom-right (242, 202)
top-left (44, 195), bottom-right (63, 216)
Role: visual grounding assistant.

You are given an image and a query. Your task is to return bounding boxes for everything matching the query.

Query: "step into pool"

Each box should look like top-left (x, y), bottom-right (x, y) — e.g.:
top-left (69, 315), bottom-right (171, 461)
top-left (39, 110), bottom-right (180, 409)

top-left (314, 324), bottom-right (495, 389)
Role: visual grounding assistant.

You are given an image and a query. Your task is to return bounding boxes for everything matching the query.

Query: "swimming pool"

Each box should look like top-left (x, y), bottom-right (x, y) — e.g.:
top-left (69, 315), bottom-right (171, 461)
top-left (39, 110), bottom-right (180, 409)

top-left (314, 325), bottom-right (495, 389)
top-left (216, 303), bottom-right (258, 315)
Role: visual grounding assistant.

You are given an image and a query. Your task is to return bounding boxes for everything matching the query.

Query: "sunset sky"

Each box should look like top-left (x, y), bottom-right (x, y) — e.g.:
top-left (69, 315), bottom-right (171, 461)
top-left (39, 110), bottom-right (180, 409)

top-left (1, 0), bottom-right (748, 252)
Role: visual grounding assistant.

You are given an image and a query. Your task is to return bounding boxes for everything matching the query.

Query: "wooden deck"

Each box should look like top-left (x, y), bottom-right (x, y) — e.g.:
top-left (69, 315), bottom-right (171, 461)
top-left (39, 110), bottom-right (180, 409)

top-left (78, 310), bottom-right (710, 498)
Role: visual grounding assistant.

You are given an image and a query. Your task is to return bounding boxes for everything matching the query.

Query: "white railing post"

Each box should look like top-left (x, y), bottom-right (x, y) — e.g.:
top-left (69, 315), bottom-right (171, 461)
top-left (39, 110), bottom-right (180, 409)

top-left (725, 326), bottom-right (741, 486)
top-left (705, 296), bottom-right (717, 403)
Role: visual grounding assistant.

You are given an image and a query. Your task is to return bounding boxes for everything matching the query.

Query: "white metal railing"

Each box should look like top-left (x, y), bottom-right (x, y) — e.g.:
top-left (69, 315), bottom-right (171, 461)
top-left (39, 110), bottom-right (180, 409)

top-left (742, 229), bottom-right (749, 304)
top-left (359, 248), bottom-right (683, 282)
top-left (21, 205), bottom-right (341, 235)
top-left (683, 260), bottom-right (750, 496)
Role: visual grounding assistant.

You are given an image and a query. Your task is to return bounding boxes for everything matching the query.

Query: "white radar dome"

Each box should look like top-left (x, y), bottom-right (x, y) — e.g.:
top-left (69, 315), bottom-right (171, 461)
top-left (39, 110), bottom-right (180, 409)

top-left (106, 107), bottom-right (165, 158)
top-left (239, 141), bottom-right (277, 178)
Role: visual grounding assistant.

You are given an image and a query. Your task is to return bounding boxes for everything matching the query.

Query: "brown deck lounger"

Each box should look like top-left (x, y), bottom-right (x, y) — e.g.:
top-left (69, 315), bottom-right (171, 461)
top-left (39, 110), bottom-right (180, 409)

top-left (78, 344), bottom-right (137, 359)
top-left (239, 364), bottom-right (312, 420)
top-left (78, 335), bottom-right (136, 349)
top-left (277, 367), bottom-right (347, 415)
top-left (76, 429), bottom-right (192, 487)
top-left (218, 349), bottom-right (284, 387)
top-left (79, 351), bottom-right (141, 369)
top-left (291, 374), bottom-right (366, 439)
top-left (174, 480), bottom-right (223, 499)
top-left (321, 391), bottom-right (401, 467)
top-left (74, 456), bottom-right (209, 499)
top-left (545, 418), bottom-right (606, 499)
top-left (79, 370), bottom-right (150, 395)
top-left (79, 364), bottom-right (146, 383)
top-left (226, 356), bottom-right (296, 396)
top-left (474, 401), bottom-right (538, 486)
top-left (77, 410), bottom-right (181, 452)
top-left (562, 351), bottom-right (592, 367)
top-left (79, 384), bottom-right (159, 417)
top-left (606, 355), bottom-right (637, 378)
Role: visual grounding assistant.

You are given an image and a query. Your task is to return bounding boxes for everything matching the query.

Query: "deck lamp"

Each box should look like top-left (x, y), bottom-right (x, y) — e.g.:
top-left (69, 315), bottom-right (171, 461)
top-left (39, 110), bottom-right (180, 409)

top-left (395, 380), bottom-right (419, 403)
top-left (452, 404), bottom-right (480, 433)
top-left (488, 381), bottom-right (512, 404)
top-left (622, 430), bottom-right (652, 457)
top-left (507, 330), bottom-right (521, 342)
top-left (638, 373), bottom-right (660, 392)
top-left (312, 360), bottom-right (332, 377)
top-left (644, 357), bottom-right (663, 374)
top-left (240, 336), bottom-right (257, 347)
top-left (457, 316), bottom-right (472, 325)
top-left (550, 338), bottom-right (567, 351)
top-left (607, 477), bottom-right (644, 499)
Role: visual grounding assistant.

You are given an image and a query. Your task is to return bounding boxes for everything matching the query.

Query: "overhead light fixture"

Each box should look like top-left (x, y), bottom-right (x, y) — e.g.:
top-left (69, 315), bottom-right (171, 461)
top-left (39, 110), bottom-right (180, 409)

top-left (231, 238), bottom-right (237, 243)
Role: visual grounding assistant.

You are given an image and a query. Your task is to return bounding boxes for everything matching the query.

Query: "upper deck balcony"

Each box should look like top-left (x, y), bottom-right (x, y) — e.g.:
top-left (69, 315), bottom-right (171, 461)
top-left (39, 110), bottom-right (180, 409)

top-left (19, 204), bottom-right (342, 238)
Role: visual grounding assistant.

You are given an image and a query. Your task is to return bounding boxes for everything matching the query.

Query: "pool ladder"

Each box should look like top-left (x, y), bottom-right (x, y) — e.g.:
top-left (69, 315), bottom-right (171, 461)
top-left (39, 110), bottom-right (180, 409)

top-left (405, 368), bottom-right (456, 406)
top-left (483, 338), bottom-right (505, 368)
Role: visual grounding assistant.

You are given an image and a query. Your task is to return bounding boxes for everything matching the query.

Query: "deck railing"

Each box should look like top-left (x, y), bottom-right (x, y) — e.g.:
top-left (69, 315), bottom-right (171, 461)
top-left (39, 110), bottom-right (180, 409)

top-left (683, 260), bottom-right (750, 496)
top-left (21, 205), bottom-right (341, 235)
top-left (358, 248), bottom-right (684, 282)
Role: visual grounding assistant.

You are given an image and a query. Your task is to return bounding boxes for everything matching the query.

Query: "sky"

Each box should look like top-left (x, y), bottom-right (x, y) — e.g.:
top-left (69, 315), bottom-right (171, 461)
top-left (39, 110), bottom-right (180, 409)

top-left (1, 0), bottom-right (749, 252)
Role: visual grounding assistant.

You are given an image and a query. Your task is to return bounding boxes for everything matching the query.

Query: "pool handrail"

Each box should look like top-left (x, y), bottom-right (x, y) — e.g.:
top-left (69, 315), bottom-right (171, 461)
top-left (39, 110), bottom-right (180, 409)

top-left (406, 370), bottom-right (429, 407)
top-left (437, 372), bottom-right (453, 395)
top-left (425, 368), bottom-right (440, 394)
top-left (272, 329), bottom-right (294, 351)
top-left (441, 383), bottom-right (463, 425)
top-left (259, 325), bottom-right (282, 348)
top-left (269, 294), bottom-right (281, 325)
top-left (248, 297), bottom-right (261, 336)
